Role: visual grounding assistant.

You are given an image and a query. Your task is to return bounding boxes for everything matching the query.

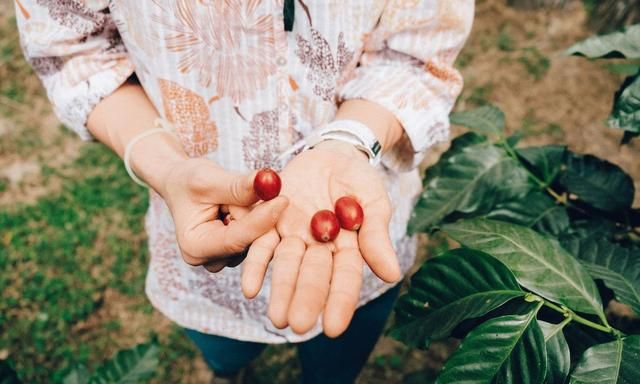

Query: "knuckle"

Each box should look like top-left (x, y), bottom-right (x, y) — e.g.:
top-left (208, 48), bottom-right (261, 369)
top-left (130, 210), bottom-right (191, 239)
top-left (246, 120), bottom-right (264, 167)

top-left (229, 177), bottom-right (250, 203)
top-left (186, 163), bottom-right (212, 192)
top-left (333, 263), bottom-right (362, 277)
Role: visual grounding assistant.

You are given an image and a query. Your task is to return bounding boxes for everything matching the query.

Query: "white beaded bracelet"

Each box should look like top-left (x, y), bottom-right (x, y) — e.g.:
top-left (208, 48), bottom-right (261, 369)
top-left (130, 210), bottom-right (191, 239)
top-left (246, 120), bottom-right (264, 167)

top-left (123, 118), bottom-right (178, 188)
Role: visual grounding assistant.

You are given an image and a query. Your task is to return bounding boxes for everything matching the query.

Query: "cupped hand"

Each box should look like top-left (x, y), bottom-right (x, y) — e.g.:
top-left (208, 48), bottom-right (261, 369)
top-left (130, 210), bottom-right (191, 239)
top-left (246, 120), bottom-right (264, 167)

top-left (161, 158), bottom-right (288, 273)
top-left (241, 141), bottom-right (401, 338)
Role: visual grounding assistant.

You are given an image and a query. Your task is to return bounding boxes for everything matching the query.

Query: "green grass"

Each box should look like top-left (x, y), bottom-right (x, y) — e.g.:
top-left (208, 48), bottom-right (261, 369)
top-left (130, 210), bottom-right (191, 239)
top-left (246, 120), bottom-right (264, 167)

top-left (497, 25), bottom-right (515, 52)
top-left (465, 83), bottom-right (494, 107)
top-left (518, 47), bottom-right (551, 80)
top-left (0, 144), bottom-right (152, 382)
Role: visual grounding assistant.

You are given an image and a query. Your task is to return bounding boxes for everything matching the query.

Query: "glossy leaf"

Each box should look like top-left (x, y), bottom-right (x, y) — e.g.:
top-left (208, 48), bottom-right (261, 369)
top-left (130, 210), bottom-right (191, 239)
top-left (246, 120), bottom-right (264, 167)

top-left (426, 133), bottom-right (489, 181)
top-left (63, 365), bottom-right (90, 384)
top-left (390, 249), bottom-right (525, 349)
top-left (609, 73), bottom-right (640, 135)
top-left (539, 321), bottom-right (571, 384)
top-left (436, 310), bottom-right (546, 384)
top-left (566, 24), bottom-right (640, 59)
top-left (563, 218), bottom-right (619, 241)
top-left (559, 153), bottom-right (635, 214)
top-left (409, 145), bottom-right (531, 233)
top-left (562, 237), bottom-right (640, 315)
top-left (450, 105), bottom-right (505, 137)
top-left (563, 322), bottom-right (616, 363)
top-left (486, 190), bottom-right (570, 236)
top-left (516, 145), bottom-right (566, 185)
top-left (442, 219), bottom-right (605, 319)
top-left (88, 341), bottom-right (158, 384)
top-left (570, 336), bottom-right (640, 384)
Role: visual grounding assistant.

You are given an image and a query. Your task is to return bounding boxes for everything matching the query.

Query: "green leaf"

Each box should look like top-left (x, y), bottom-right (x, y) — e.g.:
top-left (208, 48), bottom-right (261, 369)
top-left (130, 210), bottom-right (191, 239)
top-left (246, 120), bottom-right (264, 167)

top-left (486, 190), bottom-right (570, 236)
top-left (563, 218), bottom-right (619, 241)
top-left (516, 145), bottom-right (566, 185)
top-left (0, 360), bottom-right (21, 384)
top-left (442, 219), bottom-right (605, 319)
top-left (566, 24), bottom-right (640, 59)
top-left (570, 336), bottom-right (640, 384)
top-left (562, 237), bottom-right (640, 316)
top-left (428, 132), bottom-right (489, 180)
top-left (604, 63), bottom-right (640, 76)
top-left (436, 310), bottom-right (546, 384)
top-left (88, 341), bottom-right (158, 384)
top-left (609, 73), bottom-right (640, 135)
top-left (450, 105), bottom-right (505, 137)
top-left (390, 249), bottom-right (525, 349)
top-left (409, 145), bottom-right (532, 233)
top-left (563, 322), bottom-right (616, 363)
top-left (440, 132), bottom-right (488, 163)
top-left (559, 152), bottom-right (635, 214)
top-left (63, 365), bottom-right (90, 384)
top-left (539, 321), bottom-right (570, 384)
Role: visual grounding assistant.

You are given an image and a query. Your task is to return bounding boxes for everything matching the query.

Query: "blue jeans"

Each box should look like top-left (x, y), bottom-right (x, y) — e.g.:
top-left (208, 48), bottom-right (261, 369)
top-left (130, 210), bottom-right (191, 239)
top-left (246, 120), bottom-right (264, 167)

top-left (185, 284), bottom-right (401, 384)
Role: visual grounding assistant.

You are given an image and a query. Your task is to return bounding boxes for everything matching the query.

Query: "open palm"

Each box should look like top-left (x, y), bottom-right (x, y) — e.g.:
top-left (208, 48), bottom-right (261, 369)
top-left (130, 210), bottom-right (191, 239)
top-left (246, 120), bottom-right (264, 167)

top-left (241, 141), bottom-right (401, 338)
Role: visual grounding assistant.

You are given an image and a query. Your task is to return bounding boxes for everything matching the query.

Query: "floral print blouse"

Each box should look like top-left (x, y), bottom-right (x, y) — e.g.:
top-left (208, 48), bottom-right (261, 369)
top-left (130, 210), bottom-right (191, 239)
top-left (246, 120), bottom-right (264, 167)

top-left (16, 0), bottom-right (474, 343)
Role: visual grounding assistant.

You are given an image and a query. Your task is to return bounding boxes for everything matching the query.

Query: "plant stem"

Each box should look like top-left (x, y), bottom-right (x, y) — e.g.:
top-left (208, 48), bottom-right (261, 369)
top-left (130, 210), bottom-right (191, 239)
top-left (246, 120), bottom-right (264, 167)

top-left (501, 140), bottom-right (590, 212)
top-left (500, 141), bottom-right (563, 199)
top-left (544, 316), bottom-right (573, 342)
top-left (541, 300), bottom-right (616, 335)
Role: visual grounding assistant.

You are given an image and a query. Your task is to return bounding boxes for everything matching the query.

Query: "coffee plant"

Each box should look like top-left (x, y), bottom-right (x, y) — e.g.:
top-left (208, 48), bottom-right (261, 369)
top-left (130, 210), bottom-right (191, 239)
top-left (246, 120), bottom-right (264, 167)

top-left (390, 105), bottom-right (640, 383)
top-left (1, 339), bottom-right (158, 384)
top-left (567, 24), bottom-right (640, 142)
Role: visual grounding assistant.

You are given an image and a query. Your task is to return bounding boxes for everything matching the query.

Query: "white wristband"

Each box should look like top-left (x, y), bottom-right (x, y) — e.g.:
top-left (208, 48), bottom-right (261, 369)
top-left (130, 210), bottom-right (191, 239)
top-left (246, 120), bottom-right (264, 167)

top-left (123, 118), bottom-right (178, 188)
top-left (304, 120), bottom-right (382, 166)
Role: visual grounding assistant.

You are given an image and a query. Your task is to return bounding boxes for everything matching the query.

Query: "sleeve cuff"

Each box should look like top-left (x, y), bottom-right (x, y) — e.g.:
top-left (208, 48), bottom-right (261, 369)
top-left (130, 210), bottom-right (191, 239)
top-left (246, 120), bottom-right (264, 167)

top-left (338, 65), bottom-right (456, 171)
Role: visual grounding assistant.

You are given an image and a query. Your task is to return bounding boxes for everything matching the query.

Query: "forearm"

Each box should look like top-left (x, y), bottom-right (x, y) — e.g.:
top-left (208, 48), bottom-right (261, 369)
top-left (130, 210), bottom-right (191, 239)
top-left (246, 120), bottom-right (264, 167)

top-left (87, 81), bottom-right (188, 197)
top-left (334, 99), bottom-right (404, 152)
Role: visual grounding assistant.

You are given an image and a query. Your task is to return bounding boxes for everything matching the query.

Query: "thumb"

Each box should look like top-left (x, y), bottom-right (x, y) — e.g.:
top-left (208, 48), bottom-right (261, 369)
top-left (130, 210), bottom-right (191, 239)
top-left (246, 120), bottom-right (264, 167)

top-left (185, 196), bottom-right (289, 261)
top-left (203, 168), bottom-right (260, 206)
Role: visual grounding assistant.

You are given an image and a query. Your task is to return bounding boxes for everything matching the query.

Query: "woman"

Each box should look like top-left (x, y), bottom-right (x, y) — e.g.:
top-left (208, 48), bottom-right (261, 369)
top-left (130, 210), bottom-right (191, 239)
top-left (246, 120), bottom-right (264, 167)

top-left (16, 0), bottom-right (473, 382)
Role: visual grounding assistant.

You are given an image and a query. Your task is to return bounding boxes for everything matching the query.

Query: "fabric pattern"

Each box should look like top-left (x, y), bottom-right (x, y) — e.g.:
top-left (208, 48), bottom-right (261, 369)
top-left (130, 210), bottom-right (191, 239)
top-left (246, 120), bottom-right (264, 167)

top-left (16, 0), bottom-right (474, 343)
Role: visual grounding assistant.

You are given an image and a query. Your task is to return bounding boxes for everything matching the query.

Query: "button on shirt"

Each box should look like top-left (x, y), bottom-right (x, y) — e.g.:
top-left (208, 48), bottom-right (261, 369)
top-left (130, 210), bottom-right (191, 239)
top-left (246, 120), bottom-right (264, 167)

top-left (16, 0), bottom-right (474, 343)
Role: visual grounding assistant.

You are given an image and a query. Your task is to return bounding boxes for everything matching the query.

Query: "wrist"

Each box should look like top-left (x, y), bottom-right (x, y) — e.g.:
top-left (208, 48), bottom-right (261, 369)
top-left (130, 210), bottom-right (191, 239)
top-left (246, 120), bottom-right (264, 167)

top-left (313, 140), bottom-right (369, 162)
top-left (335, 99), bottom-right (403, 151)
top-left (128, 130), bottom-right (189, 197)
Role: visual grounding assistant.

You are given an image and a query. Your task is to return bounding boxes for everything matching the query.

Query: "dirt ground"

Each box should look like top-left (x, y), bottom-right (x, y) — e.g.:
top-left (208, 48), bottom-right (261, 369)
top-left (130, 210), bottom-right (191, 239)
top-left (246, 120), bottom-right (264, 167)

top-left (1, 0), bottom-right (638, 383)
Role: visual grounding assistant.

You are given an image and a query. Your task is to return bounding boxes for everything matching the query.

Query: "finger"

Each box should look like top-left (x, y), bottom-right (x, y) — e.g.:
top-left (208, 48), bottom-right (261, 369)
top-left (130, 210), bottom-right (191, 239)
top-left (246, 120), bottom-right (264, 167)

top-left (191, 166), bottom-right (259, 206)
top-left (323, 234), bottom-right (363, 338)
top-left (267, 236), bottom-right (305, 329)
top-left (183, 196), bottom-right (288, 263)
top-left (358, 207), bottom-right (401, 283)
top-left (288, 245), bottom-right (333, 334)
top-left (242, 229), bottom-right (280, 298)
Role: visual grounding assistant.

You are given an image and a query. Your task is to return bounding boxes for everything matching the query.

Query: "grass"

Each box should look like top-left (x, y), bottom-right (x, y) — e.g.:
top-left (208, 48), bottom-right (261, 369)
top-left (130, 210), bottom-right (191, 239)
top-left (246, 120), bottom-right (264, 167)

top-left (465, 83), bottom-right (494, 107)
top-left (497, 24), bottom-right (516, 52)
top-left (518, 47), bottom-right (551, 80)
top-left (1, 145), bottom-right (151, 382)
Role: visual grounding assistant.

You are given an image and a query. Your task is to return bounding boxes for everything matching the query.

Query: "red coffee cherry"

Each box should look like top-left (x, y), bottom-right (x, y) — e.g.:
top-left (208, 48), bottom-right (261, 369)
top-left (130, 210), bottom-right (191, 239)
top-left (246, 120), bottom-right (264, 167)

top-left (310, 210), bottom-right (340, 243)
top-left (222, 213), bottom-right (233, 226)
top-left (335, 196), bottom-right (364, 231)
top-left (253, 168), bottom-right (281, 201)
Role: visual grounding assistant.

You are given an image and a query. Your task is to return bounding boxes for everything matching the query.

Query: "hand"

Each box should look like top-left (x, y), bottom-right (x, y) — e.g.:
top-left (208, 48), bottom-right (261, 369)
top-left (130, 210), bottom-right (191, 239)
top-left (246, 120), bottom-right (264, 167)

top-left (161, 158), bottom-right (289, 273)
top-left (241, 140), bottom-right (401, 337)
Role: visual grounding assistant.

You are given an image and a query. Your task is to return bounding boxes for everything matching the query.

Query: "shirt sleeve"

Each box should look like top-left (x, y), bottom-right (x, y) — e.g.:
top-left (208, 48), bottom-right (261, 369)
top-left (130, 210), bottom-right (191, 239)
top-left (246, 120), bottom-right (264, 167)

top-left (15, 0), bottom-right (135, 140)
top-left (337, 0), bottom-right (474, 171)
